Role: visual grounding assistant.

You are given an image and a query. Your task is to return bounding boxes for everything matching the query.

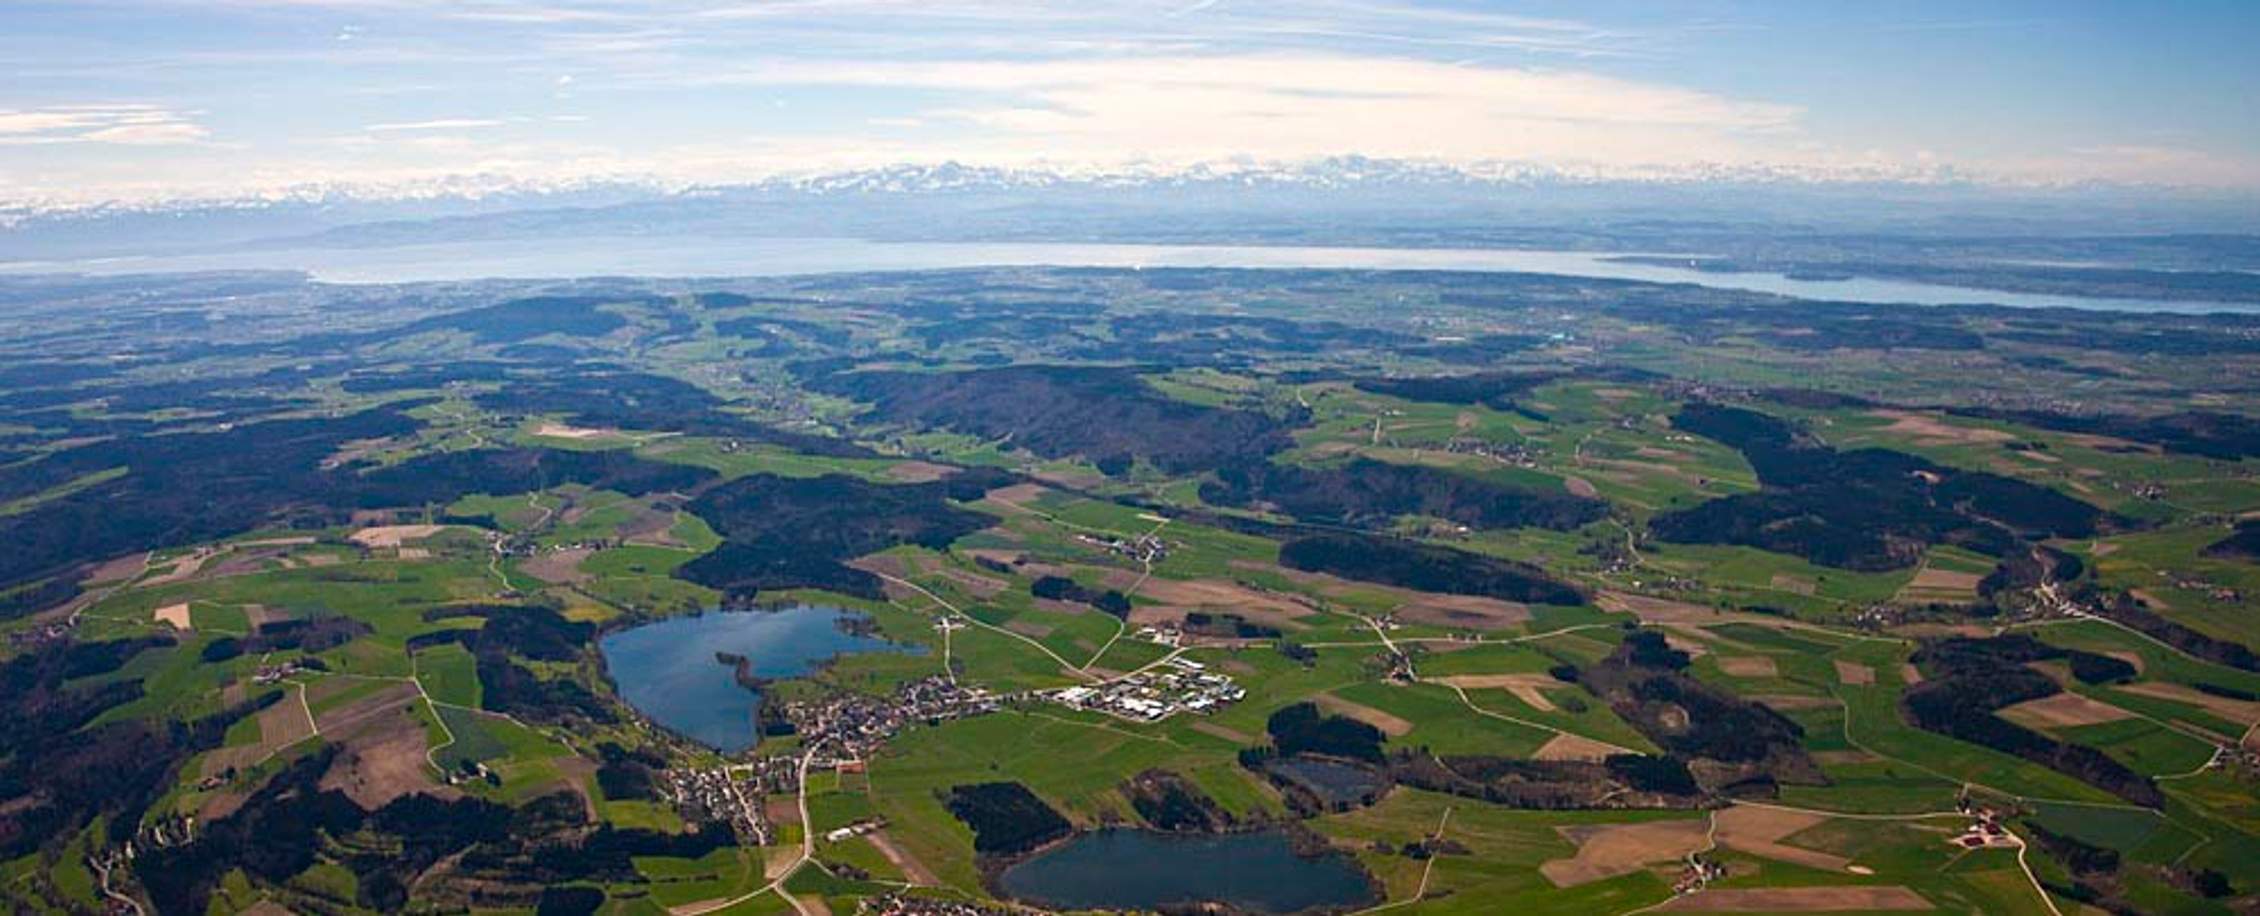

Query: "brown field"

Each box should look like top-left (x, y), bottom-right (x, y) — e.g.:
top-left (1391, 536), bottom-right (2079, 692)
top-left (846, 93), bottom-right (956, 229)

top-left (201, 687), bottom-right (317, 781)
top-left (1597, 591), bottom-right (1727, 624)
top-left (2117, 681), bottom-right (2260, 728)
top-left (1003, 619), bottom-right (1054, 639)
top-left (1314, 691), bottom-right (1413, 737)
top-left (551, 755), bottom-right (602, 821)
top-left (315, 682), bottom-right (451, 810)
top-left (980, 482), bottom-right (1051, 512)
top-left (618, 505), bottom-right (683, 547)
top-left (881, 460), bottom-right (958, 483)
top-left (1900, 664), bottom-right (1924, 685)
top-left (1712, 806), bottom-right (1851, 872)
top-left (1768, 573), bottom-right (1817, 595)
top-left (1834, 660), bottom-right (1877, 686)
top-left (1871, 409), bottom-right (2014, 446)
top-left (84, 552), bottom-right (149, 584)
top-left (143, 548), bottom-right (217, 585)
top-left (1192, 721), bottom-right (1255, 743)
top-left (1564, 476), bottom-right (1601, 498)
top-left (1663, 629), bottom-right (1713, 659)
top-left (960, 547), bottom-right (1026, 567)
top-left (847, 553), bottom-right (911, 579)
top-left (153, 602), bottom-right (193, 630)
top-left (1660, 887), bottom-right (1932, 912)
top-left (1393, 594), bottom-right (1531, 631)
top-left (1999, 692), bottom-right (2137, 729)
top-left (1716, 656), bottom-right (1779, 678)
top-left (1434, 674), bottom-right (1564, 712)
top-left (926, 565), bottom-right (1008, 598)
top-left (532, 421), bottom-right (616, 440)
top-left (1539, 819), bottom-right (1711, 887)
top-left (1134, 577), bottom-right (1319, 619)
top-left (1750, 694), bottom-right (1839, 711)
top-left (348, 524), bottom-right (448, 548)
top-left (520, 548), bottom-right (592, 584)
top-left (864, 829), bottom-right (941, 886)
top-left (1812, 750), bottom-right (1882, 766)
top-left (1532, 733), bottom-right (1617, 762)
top-left (1895, 566), bottom-right (1984, 603)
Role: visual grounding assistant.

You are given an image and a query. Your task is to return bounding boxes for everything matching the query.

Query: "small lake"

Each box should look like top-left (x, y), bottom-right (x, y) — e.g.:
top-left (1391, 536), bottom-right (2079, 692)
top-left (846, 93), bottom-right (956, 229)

top-left (1267, 758), bottom-right (1390, 807)
top-left (597, 604), bottom-right (922, 753)
top-left (997, 828), bottom-right (1375, 914)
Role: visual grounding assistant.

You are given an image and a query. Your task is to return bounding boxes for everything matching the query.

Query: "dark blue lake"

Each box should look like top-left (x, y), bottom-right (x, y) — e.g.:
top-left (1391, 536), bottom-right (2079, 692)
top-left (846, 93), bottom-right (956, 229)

top-left (997, 828), bottom-right (1375, 914)
top-left (598, 605), bottom-right (921, 753)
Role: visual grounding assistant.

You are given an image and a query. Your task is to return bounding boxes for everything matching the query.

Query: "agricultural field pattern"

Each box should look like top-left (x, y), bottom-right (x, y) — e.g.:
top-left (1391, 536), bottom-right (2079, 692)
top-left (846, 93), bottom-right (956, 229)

top-left (4, 264), bottom-right (2260, 916)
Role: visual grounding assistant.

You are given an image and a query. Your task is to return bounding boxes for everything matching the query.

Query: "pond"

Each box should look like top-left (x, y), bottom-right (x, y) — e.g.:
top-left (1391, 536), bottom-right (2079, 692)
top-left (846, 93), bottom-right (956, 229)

top-left (597, 604), bottom-right (922, 753)
top-left (996, 828), bottom-right (1376, 914)
top-left (1267, 758), bottom-right (1390, 807)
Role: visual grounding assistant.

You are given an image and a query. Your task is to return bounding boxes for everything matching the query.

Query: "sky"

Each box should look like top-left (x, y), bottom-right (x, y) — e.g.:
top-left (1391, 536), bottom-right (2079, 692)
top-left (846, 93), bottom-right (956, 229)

top-left (2, 0), bottom-right (2257, 206)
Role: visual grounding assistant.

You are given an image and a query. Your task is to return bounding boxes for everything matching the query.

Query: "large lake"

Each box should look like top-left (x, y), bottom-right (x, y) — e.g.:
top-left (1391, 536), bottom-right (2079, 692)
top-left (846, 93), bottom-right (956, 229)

top-left (996, 828), bottom-right (1375, 914)
top-left (597, 604), bottom-right (921, 753)
top-left (3, 235), bottom-right (2246, 314)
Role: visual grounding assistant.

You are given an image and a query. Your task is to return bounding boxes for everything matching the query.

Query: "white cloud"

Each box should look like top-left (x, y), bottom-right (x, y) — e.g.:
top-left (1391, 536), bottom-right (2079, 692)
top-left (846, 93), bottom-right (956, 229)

top-left (660, 53), bottom-right (1802, 168)
top-left (363, 118), bottom-right (507, 132)
top-left (0, 105), bottom-right (209, 146)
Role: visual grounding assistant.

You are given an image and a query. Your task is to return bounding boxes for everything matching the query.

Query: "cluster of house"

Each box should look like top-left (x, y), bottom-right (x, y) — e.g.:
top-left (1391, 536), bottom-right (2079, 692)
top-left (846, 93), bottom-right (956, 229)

top-left (659, 766), bottom-right (774, 845)
top-left (823, 817), bottom-right (885, 844)
top-left (250, 659), bottom-right (314, 685)
top-left (1671, 853), bottom-right (1725, 896)
top-left (856, 893), bottom-right (1019, 916)
top-left (777, 675), bottom-right (1004, 761)
top-left (1133, 623), bottom-right (1183, 647)
top-left (1950, 803), bottom-right (2017, 850)
top-left (1441, 437), bottom-right (1543, 469)
top-left (2167, 572), bottom-right (2244, 604)
top-left (1076, 530), bottom-right (1169, 565)
top-left (6, 620), bottom-right (71, 649)
top-left (1048, 658), bottom-right (1244, 722)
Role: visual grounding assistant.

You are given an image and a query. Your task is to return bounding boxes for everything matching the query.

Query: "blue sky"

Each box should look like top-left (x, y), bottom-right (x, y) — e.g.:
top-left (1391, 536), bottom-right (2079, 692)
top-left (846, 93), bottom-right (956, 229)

top-left (2, 0), bottom-right (2255, 205)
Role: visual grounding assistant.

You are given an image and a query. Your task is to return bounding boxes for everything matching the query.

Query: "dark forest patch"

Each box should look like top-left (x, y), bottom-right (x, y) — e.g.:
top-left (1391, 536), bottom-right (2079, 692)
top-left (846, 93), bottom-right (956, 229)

top-left (1278, 533), bottom-right (1584, 605)
top-left (1904, 635), bottom-right (2162, 807)
top-left (942, 782), bottom-right (1072, 857)
top-left (808, 364), bottom-right (1296, 475)
top-left (2204, 520), bottom-right (2260, 562)
top-left (1578, 630), bottom-right (1822, 794)
top-left (1651, 403), bottom-right (2109, 570)
top-left (1203, 458), bottom-right (1605, 532)
top-left (677, 469), bottom-right (1011, 601)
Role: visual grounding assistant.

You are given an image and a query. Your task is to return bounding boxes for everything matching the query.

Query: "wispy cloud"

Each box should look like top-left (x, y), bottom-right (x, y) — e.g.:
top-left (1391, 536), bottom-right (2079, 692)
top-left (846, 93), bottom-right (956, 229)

top-left (363, 117), bottom-right (507, 132)
top-left (0, 104), bottom-right (209, 145)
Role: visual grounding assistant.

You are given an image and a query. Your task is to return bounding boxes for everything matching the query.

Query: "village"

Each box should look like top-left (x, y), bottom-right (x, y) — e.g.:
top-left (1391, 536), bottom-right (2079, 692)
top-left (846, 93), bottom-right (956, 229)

top-left (1047, 657), bottom-right (1245, 722)
top-left (660, 676), bottom-right (1004, 844)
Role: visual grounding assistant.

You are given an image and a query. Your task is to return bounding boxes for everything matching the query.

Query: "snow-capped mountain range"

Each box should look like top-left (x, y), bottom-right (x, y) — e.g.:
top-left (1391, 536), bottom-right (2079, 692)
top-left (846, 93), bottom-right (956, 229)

top-left (4, 157), bottom-right (2253, 263)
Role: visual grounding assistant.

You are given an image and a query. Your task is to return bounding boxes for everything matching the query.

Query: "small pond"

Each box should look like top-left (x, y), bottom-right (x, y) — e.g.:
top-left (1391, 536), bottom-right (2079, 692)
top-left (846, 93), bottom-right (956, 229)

top-left (1267, 758), bottom-right (1389, 807)
top-left (598, 604), bottom-right (921, 753)
top-left (997, 828), bottom-right (1375, 914)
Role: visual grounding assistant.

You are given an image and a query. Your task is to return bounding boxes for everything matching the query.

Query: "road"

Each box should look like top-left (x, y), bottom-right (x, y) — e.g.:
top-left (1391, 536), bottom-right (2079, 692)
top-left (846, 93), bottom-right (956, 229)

top-left (675, 746), bottom-right (822, 916)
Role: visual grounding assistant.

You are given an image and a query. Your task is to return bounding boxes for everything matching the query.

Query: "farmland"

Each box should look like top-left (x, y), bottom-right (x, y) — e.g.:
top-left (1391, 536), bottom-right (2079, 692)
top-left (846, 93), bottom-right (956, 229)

top-left (0, 266), bottom-right (2257, 914)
